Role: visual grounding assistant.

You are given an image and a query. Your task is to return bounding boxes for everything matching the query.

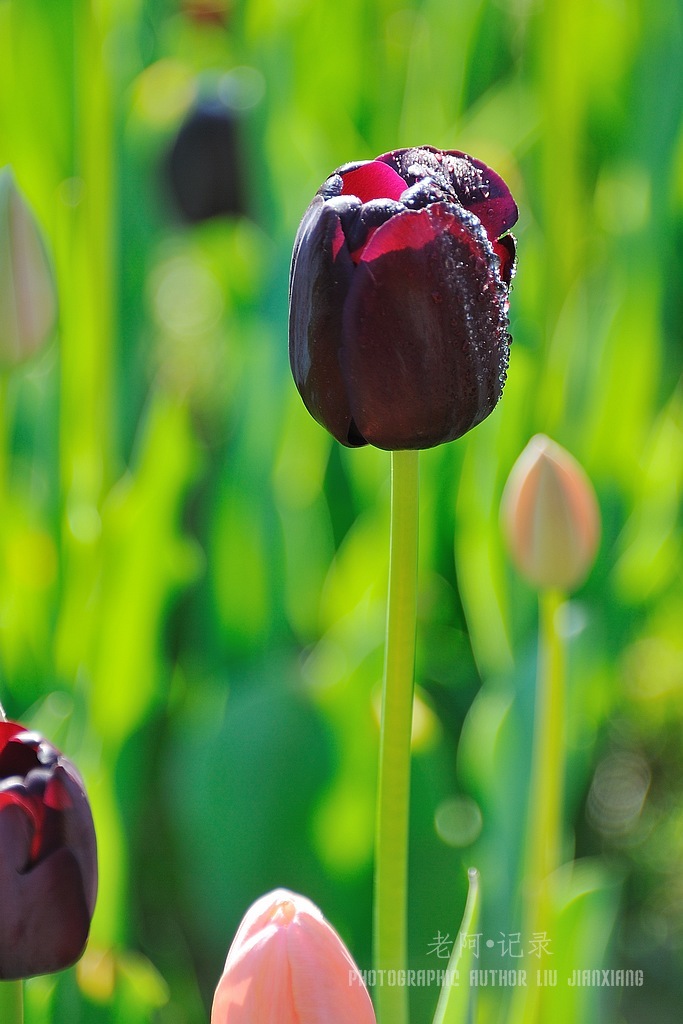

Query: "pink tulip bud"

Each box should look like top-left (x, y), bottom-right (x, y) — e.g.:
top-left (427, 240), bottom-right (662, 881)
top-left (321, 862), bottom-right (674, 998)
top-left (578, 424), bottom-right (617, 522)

top-left (501, 434), bottom-right (600, 591)
top-left (211, 889), bottom-right (376, 1024)
top-left (0, 168), bottom-right (57, 368)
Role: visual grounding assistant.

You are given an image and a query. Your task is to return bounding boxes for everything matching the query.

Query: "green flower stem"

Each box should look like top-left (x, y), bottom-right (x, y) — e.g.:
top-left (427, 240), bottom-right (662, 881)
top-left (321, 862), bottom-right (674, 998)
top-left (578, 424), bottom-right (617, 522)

top-left (509, 587), bottom-right (566, 1024)
top-left (0, 385), bottom-right (26, 1024)
top-left (54, 0), bottom-right (115, 681)
top-left (0, 360), bottom-right (23, 1021)
top-left (0, 981), bottom-right (24, 1024)
top-left (373, 448), bottom-right (420, 1024)
top-left (0, 371), bottom-right (16, 527)
top-left (0, 372), bottom-right (9, 499)
top-left (528, 589), bottom-right (566, 891)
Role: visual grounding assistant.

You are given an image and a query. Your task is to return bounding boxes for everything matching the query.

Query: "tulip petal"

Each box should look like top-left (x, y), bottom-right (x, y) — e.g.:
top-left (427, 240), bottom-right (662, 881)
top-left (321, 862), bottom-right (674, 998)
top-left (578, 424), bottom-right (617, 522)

top-left (0, 805), bottom-right (92, 979)
top-left (224, 888), bottom-right (306, 957)
top-left (377, 147), bottom-right (518, 240)
top-left (492, 234), bottom-right (517, 286)
top-left (289, 196), bottom-right (361, 445)
top-left (52, 766), bottom-right (98, 916)
top-left (288, 913), bottom-right (376, 1024)
top-left (213, 927), bottom-right (295, 1024)
top-left (342, 203), bottom-right (509, 449)
top-left (446, 151), bottom-right (518, 239)
top-left (340, 161), bottom-right (407, 204)
top-left (211, 890), bottom-right (376, 1024)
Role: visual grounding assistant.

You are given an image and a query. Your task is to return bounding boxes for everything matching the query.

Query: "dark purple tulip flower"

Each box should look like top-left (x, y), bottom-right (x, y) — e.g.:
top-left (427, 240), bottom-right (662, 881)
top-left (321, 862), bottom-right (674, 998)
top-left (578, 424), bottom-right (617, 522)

top-left (289, 146), bottom-right (518, 450)
top-left (0, 721), bottom-right (97, 979)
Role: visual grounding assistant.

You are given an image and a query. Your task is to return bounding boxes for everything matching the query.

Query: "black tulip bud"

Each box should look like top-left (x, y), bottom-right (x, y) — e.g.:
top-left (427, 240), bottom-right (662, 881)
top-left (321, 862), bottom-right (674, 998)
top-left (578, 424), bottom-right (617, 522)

top-left (0, 721), bottom-right (98, 979)
top-left (165, 99), bottom-right (246, 223)
top-left (288, 145), bottom-right (518, 450)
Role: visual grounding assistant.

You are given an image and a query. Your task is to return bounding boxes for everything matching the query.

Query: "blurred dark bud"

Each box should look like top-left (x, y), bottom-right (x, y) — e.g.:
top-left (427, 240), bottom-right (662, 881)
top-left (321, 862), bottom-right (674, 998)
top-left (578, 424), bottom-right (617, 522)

top-left (0, 167), bottom-right (58, 369)
top-left (181, 0), bottom-right (231, 26)
top-left (165, 98), bottom-right (246, 223)
top-left (0, 720), bottom-right (98, 979)
top-left (501, 434), bottom-right (601, 591)
top-left (289, 146), bottom-right (517, 450)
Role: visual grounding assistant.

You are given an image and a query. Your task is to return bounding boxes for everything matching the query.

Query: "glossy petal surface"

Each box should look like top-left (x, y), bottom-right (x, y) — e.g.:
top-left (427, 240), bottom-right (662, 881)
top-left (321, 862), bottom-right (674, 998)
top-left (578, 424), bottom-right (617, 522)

top-left (340, 161), bottom-right (407, 203)
top-left (377, 147), bottom-right (518, 239)
top-left (343, 204), bottom-right (509, 449)
top-left (289, 196), bottom-right (360, 444)
top-left (212, 889), bottom-right (376, 1024)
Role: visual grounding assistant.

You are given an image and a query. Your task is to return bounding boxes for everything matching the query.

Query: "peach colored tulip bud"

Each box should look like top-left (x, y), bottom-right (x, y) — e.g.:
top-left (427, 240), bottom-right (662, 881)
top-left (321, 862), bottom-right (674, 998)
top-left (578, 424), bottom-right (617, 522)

top-left (0, 168), bottom-right (57, 368)
top-left (501, 434), bottom-right (600, 590)
top-left (211, 889), bottom-right (376, 1024)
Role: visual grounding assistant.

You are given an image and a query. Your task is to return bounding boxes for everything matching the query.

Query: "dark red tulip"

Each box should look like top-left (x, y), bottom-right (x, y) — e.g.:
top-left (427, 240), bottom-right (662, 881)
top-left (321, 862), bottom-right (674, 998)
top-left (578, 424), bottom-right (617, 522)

top-left (289, 145), bottom-right (518, 450)
top-left (0, 721), bottom-right (97, 979)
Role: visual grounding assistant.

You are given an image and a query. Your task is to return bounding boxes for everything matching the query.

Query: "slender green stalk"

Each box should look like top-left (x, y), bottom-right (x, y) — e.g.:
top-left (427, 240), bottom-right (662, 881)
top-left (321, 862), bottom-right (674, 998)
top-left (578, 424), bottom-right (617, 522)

top-left (373, 448), bottom-right (419, 1024)
top-left (54, 0), bottom-right (116, 680)
top-left (528, 589), bottom-right (566, 892)
top-left (0, 981), bottom-right (24, 1024)
top-left (0, 381), bottom-right (20, 1021)
top-left (509, 587), bottom-right (566, 1024)
top-left (0, 373), bottom-right (8, 499)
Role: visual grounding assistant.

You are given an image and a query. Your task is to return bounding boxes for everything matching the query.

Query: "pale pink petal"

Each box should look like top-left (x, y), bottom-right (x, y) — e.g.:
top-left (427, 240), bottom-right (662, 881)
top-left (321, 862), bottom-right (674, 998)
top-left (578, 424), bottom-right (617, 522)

top-left (211, 890), bottom-right (376, 1024)
top-left (287, 912), bottom-right (376, 1024)
top-left (212, 926), bottom-right (294, 1024)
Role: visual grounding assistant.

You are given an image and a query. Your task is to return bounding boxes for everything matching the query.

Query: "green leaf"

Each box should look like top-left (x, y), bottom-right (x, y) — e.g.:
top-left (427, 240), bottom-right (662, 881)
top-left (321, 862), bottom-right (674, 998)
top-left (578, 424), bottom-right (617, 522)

top-left (432, 867), bottom-right (481, 1024)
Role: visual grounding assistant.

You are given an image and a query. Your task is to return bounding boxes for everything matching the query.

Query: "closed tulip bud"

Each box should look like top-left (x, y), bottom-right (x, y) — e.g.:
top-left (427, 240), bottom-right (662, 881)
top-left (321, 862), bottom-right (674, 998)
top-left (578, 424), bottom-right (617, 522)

top-left (501, 434), bottom-right (600, 590)
top-left (0, 168), bottom-right (58, 368)
top-left (0, 721), bottom-right (98, 979)
top-left (289, 145), bottom-right (518, 450)
top-left (211, 889), bottom-right (376, 1024)
top-left (166, 98), bottom-right (246, 223)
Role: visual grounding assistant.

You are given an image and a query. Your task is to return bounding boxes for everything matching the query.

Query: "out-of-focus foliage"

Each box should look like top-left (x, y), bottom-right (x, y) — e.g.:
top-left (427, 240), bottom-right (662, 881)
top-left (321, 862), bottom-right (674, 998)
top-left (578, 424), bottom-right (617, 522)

top-left (0, 0), bottom-right (681, 1022)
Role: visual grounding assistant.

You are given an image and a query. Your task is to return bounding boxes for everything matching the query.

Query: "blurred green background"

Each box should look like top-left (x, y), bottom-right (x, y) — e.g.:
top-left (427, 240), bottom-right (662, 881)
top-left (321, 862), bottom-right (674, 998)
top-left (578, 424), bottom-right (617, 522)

top-left (0, 0), bottom-right (682, 1021)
